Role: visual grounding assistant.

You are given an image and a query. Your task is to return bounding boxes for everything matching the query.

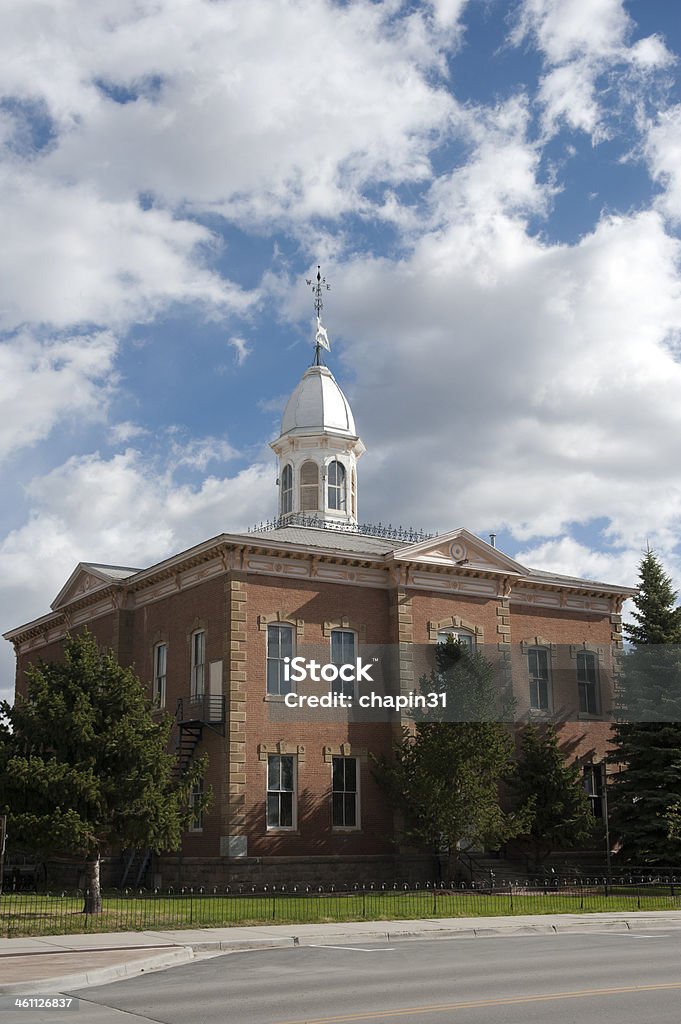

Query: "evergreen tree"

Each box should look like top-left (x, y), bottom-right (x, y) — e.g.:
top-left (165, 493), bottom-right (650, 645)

top-left (0, 632), bottom-right (209, 911)
top-left (373, 639), bottom-right (524, 872)
top-left (513, 724), bottom-right (595, 869)
top-left (609, 550), bottom-right (681, 865)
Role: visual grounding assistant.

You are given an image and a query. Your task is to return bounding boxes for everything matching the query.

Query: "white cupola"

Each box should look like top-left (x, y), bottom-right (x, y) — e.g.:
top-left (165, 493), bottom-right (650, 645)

top-left (270, 269), bottom-right (365, 527)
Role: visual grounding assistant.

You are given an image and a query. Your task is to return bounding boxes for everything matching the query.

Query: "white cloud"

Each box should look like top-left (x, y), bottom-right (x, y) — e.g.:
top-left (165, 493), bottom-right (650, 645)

top-left (511, 0), bottom-right (630, 65)
top-left (228, 336), bottom-right (251, 366)
top-left (1, 0), bottom-right (456, 227)
top-left (0, 331), bottom-right (117, 461)
top-left (512, 0), bottom-right (673, 139)
top-left (0, 447), bottom-right (275, 704)
top-left (646, 105), bottom-right (681, 223)
top-left (328, 209), bottom-right (681, 564)
top-left (0, 168), bottom-right (250, 332)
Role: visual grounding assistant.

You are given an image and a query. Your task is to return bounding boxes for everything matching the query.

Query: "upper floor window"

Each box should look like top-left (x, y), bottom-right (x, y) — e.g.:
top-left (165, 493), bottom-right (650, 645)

top-left (267, 754), bottom-right (295, 829)
top-left (331, 629), bottom-right (356, 697)
top-left (577, 651), bottom-right (599, 715)
top-left (528, 647), bottom-right (550, 711)
top-left (281, 464), bottom-right (293, 515)
top-left (191, 630), bottom-right (205, 699)
top-left (351, 468), bottom-right (357, 518)
top-left (267, 624), bottom-right (294, 696)
top-left (327, 460), bottom-right (346, 511)
top-left (332, 756), bottom-right (359, 828)
top-left (153, 643), bottom-right (167, 708)
top-left (300, 461), bottom-right (319, 512)
top-left (437, 628), bottom-right (475, 652)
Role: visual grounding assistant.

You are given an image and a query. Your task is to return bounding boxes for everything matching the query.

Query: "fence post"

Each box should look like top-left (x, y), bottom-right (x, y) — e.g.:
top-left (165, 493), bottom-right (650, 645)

top-left (432, 888), bottom-right (437, 916)
top-left (509, 886), bottom-right (513, 913)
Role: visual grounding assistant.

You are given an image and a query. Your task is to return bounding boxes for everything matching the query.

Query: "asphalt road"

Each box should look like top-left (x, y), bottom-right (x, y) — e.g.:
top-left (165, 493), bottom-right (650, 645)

top-left (4, 930), bottom-right (681, 1024)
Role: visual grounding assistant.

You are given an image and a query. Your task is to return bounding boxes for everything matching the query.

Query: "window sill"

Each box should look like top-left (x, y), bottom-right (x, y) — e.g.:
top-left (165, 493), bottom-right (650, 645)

top-left (266, 828), bottom-right (300, 835)
top-left (332, 827), bottom-right (362, 834)
top-left (577, 711), bottom-right (603, 721)
top-left (264, 694), bottom-right (290, 702)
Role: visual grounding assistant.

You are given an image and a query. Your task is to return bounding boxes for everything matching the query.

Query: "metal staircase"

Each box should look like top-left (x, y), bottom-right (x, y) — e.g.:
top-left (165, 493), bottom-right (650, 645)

top-left (119, 847), bottom-right (152, 888)
top-left (173, 695), bottom-right (226, 777)
top-left (118, 694), bottom-right (225, 887)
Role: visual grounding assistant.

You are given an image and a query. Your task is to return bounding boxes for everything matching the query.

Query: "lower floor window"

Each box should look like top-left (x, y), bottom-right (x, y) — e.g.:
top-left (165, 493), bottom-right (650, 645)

top-left (583, 764), bottom-right (604, 818)
top-left (189, 779), bottom-right (204, 831)
top-left (332, 756), bottom-right (358, 828)
top-left (267, 755), bottom-right (295, 828)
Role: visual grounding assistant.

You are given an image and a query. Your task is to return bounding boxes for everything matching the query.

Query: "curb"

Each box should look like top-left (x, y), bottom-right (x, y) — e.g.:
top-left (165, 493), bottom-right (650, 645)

top-left (187, 916), bottom-right (681, 952)
top-left (0, 946), bottom-right (194, 996)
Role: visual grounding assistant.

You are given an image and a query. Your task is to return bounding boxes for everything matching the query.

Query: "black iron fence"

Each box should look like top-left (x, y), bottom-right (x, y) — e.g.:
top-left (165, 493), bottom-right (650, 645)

top-left (2, 877), bottom-right (681, 938)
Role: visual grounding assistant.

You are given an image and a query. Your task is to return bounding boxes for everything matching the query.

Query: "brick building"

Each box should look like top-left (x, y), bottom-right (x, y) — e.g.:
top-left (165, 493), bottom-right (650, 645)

top-left (4, 316), bottom-right (635, 886)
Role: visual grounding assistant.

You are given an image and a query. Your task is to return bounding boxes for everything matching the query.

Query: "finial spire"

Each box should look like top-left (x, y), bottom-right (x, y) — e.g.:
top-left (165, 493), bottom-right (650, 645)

top-left (306, 265), bottom-right (331, 365)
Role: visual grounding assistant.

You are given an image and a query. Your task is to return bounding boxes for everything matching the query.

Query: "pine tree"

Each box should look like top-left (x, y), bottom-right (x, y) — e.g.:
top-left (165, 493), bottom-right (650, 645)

top-left (608, 550), bottom-right (681, 865)
top-left (373, 639), bottom-right (524, 873)
top-left (513, 724), bottom-right (595, 869)
top-left (0, 631), bottom-right (209, 911)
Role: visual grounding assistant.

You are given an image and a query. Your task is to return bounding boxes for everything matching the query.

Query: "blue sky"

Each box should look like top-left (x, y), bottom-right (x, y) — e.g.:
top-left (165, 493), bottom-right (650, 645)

top-left (2, 0), bottom-right (681, 703)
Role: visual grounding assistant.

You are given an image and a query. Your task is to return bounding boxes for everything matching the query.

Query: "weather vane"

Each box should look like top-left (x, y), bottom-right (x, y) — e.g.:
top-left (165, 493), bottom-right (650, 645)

top-left (306, 265), bottom-right (331, 365)
top-left (306, 265), bottom-right (330, 319)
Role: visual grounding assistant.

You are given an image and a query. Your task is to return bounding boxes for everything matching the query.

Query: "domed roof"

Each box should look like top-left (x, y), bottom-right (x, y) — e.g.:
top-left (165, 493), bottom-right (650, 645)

top-left (280, 364), bottom-right (356, 437)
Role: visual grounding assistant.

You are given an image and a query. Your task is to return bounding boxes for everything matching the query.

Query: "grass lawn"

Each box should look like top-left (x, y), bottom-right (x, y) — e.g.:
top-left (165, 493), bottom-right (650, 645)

top-left (2, 887), bottom-right (680, 937)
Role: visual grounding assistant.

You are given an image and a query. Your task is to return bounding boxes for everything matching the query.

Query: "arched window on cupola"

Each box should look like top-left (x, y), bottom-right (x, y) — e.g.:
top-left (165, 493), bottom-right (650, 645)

top-left (300, 461), bottom-right (319, 511)
top-left (281, 464), bottom-right (293, 515)
top-left (327, 460), bottom-right (346, 511)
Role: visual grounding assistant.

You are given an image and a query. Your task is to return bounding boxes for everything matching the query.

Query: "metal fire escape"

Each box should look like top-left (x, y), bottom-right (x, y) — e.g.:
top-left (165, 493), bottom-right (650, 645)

top-left (119, 694), bottom-right (225, 888)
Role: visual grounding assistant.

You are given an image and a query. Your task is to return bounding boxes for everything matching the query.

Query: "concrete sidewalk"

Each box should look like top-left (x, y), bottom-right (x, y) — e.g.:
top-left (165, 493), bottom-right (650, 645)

top-left (3, 911), bottom-right (681, 995)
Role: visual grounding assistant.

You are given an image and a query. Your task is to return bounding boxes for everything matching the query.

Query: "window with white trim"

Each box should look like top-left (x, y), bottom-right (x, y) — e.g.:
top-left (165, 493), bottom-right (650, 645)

top-left (327, 460), bottom-right (346, 511)
top-left (267, 755), bottom-right (295, 829)
top-left (528, 647), bottom-right (551, 710)
top-left (281, 464), bottom-right (293, 515)
top-left (437, 628), bottom-right (475, 652)
top-left (267, 623), bottom-right (294, 696)
top-left (331, 629), bottom-right (356, 697)
top-left (189, 778), bottom-right (204, 831)
top-left (191, 630), bottom-right (205, 698)
top-left (577, 651), bottom-right (599, 715)
top-left (300, 461), bottom-right (319, 511)
top-left (332, 756), bottom-right (359, 828)
top-left (583, 764), bottom-right (604, 818)
top-left (153, 643), bottom-right (167, 708)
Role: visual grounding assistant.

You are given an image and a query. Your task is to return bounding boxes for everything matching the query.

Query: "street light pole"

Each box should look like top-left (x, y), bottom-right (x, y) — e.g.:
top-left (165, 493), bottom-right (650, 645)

top-left (601, 762), bottom-right (612, 882)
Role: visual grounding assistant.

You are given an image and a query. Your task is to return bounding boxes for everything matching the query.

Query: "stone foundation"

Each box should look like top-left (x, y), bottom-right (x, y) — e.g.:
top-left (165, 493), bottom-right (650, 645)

top-left (154, 853), bottom-right (437, 890)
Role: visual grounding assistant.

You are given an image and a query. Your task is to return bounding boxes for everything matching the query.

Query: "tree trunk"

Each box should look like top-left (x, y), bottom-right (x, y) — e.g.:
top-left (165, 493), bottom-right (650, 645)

top-left (83, 852), bottom-right (103, 914)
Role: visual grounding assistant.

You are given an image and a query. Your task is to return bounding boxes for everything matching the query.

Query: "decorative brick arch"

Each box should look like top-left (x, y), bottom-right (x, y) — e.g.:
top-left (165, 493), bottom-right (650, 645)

top-left (428, 615), bottom-right (484, 643)
top-left (258, 612), bottom-right (304, 637)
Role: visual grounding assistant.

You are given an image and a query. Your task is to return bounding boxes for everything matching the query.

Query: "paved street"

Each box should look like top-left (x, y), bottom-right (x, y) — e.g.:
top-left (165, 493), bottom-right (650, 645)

top-left (3, 929), bottom-right (681, 1024)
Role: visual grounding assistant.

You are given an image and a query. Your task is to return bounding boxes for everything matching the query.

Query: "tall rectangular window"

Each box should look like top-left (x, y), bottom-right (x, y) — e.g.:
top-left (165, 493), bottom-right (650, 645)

top-left (528, 647), bottom-right (550, 710)
top-left (331, 629), bottom-right (356, 697)
top-left (191, 630), bottom-right (205, 698)
top-left (189, 778), bottom-right (204, 831)
top-left (153, 643), bottom-right (167, 708)
top-left (332, 756), bottom-right (358, 828)
top-left (583, 764), bottom-right (604, 818)
top-left (267, 624), bottom-right (294, 696)
top-left (267, 755), bottom-right (295, 828)
top-left (577, 651), bottom-right (599, 715)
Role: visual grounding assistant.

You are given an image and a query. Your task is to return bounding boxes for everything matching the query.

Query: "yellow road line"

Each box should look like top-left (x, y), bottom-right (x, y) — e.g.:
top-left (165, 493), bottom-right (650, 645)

top-left (272, 981), bottom-right (681, 1024)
